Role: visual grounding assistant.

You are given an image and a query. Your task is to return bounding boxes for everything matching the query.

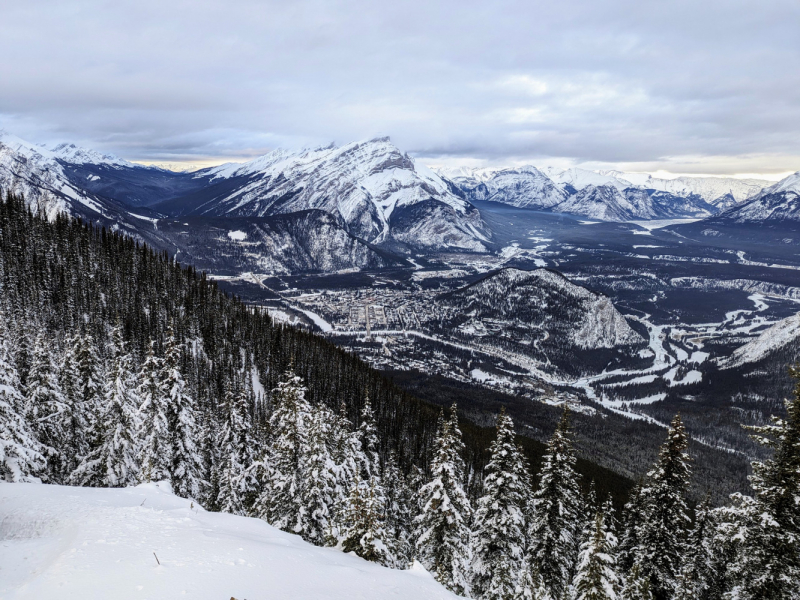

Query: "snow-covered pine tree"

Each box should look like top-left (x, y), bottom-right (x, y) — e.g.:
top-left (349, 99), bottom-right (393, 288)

top-left (58, 334), bottom-right (90, 479)
top-left (75, 331), bottom-right (103, 451)
top-left (137, 340), bottom-right (171, 483)
top-left (415, 405), bottom-right (472, 594)
top-left (0, 311), bottom-right (45, 482)
top-left (528, 405), bottom-right (583, 600)
top-left (358, 393), bottom-right (381, 480)
top-left (24, 330), bottom-right (67, 482)
top-left (71, 326), bottom-right (140, 487)
top-left (296, 403), bottom-right (339, 545)
top-left (329, 401), bottom-right (363, 540)
top-left (383, 450), bottom-right (414, 567)
top-left (341, 474), bottom-right (393, 566)
top-left (619, 564), bottom-right (653, 600)
top-left (672, 493), bottom-right (713, 600)
top-left (470, 409), bottom-right (528, 600)
top-left (161, 327), bottom-right (203, 499)
top-left (617, 481), bottom-right (644, 574)
top-left (254, 368), bottom-right (311, 529)
top-left (216, 376), bottom-right (259, 515)
top-left (722, 367), bottom-right (800, 600)
top-left (517, 559), bottom-right (552, 600)
top-left (572, 509), bottom-right (620, 600)
top-left (633, 414), bottom-right (692, 600)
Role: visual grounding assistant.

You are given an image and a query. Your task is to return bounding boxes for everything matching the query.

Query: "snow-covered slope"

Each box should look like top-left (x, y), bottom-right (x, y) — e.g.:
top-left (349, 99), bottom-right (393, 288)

top-left (543, 167), bottom-right (633, 192)
top-left (0, 482), bottom-right (457, 600)
top-left (707, 172), bottom-right (800, 224)
top-left (720, 312), bottom-right (800, 369)
top-left (163, 138), bottom-right (490, 252)
top-left (478, 166), bottom-right (566, 208)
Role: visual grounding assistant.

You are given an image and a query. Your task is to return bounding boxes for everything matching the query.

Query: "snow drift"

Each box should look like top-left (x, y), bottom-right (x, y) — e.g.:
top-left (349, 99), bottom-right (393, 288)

top-left (0, 482), bottom-right (457, 600)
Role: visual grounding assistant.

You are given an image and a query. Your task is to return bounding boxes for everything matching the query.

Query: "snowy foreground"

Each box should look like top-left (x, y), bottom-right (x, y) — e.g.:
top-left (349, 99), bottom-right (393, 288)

top-left (0, 482), bottom-right (457, 600)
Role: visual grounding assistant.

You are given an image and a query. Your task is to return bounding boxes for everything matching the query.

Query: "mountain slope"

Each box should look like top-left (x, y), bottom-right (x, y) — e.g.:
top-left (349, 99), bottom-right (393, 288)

top-left (0, 482), bottom-right (458, 600)
top-left (720, 312), bottom-right (800, 369)
top-left (708, 172), bottom-right (800, 224)
top-left (156, 138), bottom-right (490, 252)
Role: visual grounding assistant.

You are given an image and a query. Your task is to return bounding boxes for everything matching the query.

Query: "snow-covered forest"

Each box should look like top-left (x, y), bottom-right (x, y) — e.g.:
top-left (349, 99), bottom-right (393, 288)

top-left (1, 190), bottom-right (799, 600)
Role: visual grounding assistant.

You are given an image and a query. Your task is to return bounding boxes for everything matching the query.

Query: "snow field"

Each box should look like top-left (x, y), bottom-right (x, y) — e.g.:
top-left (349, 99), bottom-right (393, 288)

top-left (0, 482), bottom-right (457, 600)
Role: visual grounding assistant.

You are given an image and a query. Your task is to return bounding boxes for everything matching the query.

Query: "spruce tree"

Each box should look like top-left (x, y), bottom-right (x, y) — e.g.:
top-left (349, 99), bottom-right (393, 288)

top-left (137, 340), bottom-right (171, 483)
top-left (633, 414), bottom-right (692, 600)
top-left (296, 403), bottom-right (338, 544)
top-left (673, 493), bottom-right (713, 600)
top-left (528, 405), bottom-right (583, 599)
top-left (723, 367), bottom-right (800, 600)
top-left (24, 331), bottom-right (67, 482)
top-left (216, 377), bottom-right (259, 515)
top-left (161, 328), bottom-right (203, 499)
top-left (617, 481), bottom-right (644, 574)
top-left (0, 313), bottom-right (45, 482)
top-left (382, 450), bottom-right (414, 566)
top-left (254, 368), bottom-right (311, 530)
top-left (517, 560), bottom-right (552, 600)
top-left (59, 335), bottom-right (90, 479)
top-left (71, 326), bottom-right (140, 487)
top-left (341, 474), bottom-right (393, 566)
top-left (470, 409), bottom-right (528, 600)
top-left (415, 405), bottom-right (472, 595)
top-left (75, 331), bottom-right (103, 451)
top-left (572, 509), bottom-right (620, 600)
top-left (619, 564), bottom-right (653, 600)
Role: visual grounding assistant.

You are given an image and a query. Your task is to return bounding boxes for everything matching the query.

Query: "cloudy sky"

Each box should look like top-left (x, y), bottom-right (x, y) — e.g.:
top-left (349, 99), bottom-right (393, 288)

top-left (1, 0), bottom-right (798, 177)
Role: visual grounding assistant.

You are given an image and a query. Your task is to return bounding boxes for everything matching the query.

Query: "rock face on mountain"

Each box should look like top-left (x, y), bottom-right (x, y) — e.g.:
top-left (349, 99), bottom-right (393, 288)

top-left (438, 267), bottom-right (643, 350)
top-left (156, 138), bottom-right (490, 252)
top-left (708, 172), bottom-right (800, 225)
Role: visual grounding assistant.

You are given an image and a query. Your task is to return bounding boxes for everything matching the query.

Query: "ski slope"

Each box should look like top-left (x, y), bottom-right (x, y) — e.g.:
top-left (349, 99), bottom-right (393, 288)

top-left (0, 482), bottom-right (456, 600)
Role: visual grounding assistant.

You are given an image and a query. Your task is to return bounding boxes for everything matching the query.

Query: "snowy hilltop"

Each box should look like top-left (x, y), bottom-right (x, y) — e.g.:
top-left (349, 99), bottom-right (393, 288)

top-left (0, 482), bottom-right (459, 600)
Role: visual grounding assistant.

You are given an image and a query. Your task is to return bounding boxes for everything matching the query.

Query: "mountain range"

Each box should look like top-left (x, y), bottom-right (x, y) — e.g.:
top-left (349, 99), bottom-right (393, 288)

top-left (2, 130), bottom-right (800, 276)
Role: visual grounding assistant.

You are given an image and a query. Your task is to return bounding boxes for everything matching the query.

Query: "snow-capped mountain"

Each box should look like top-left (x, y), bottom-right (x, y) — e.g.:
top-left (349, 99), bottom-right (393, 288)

top-left (0, 132), bottom-right (118, 220)
top-left (706, 172), bottom-right (800, 224)
top-left (618, 173), bottom-right (768, 205)
top-left (50, 142), bottom-right (137, 168)
top-left (439, 267), bottom-right (644, 351)
top-left (439, 165), bottom-right (717, 221)
top-left (157, 137), bottom-right (490, 253)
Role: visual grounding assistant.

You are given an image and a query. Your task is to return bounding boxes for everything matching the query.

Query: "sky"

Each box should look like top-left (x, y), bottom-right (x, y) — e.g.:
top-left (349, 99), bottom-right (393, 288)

top-left (1, 0), bottom-right (798, 178)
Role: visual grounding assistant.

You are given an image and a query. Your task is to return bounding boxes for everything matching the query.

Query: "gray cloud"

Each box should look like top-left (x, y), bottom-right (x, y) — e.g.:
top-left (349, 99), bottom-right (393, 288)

top-left (1, 0), bottom-right (798, 174)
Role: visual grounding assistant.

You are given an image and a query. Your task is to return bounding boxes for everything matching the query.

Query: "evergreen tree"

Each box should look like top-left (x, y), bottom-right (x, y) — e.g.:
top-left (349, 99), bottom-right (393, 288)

top-left (216, 377), bottom-right (259, 515)
top-left (0, 313), bottom-right (45, 481)
top-left (296, 404), bottom-right (338, 544)
top-left (633, 414), bottom-right (692, 600)
top-left (723, 367), bottom-right (800, 600)
top-left (58, 335), bottom-right (90, 479)
top-left (528, 406), bottom-right (583, 599)
top-left (75, 331), bottom-right (103, 451)
top-left (415, 405), bottom-right (472, 595)
top-left (138, 340), bottom-right (171, 483)
top-left (341, 474), bottom-right (393, 566)
top-left (617, 481), bottom-right (644, 574)
top-left (673, 493), bottom-right (713, 600)
top-left (383, 450), bottom-right (414, 567)
top-left (619, 564), bottom-right (653, 600)
top-left (470, 409), bottom-right (528, 600)
top-left (254, 368), bottom-right (311, 530)
top-left (572, 509), bottom-right (620, 600)
top-left (162, 328), bottom-right (203, 499)
top-left (517, 560), bottom-right (552, 600)
top-left (24, 331), bottom-right (67, 482)
top-left (71, 326), bottom-right (140, 487)
top-left (329, 401), bottom-right (363, 540)
top-left (358, 393), bottom-right (381, 479)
